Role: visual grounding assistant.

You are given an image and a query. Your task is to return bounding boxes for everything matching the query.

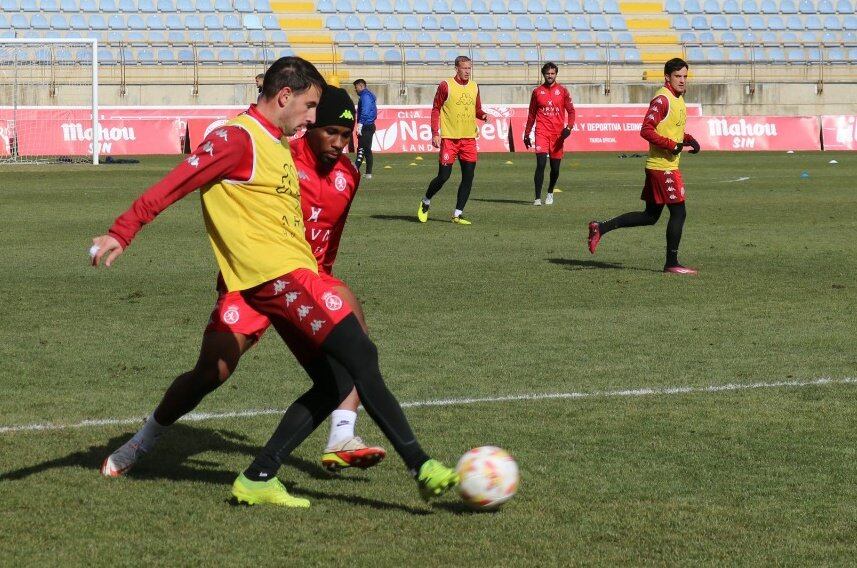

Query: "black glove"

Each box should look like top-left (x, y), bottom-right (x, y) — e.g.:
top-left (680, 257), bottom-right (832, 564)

top-left (687, 138), bottom-right (700, 154)
top-left (523, 135), bottom-right (531, 149)
top-left (672, 143), bottom-right (683, 155)
top-left (561, 126), bottom-right (572, 140)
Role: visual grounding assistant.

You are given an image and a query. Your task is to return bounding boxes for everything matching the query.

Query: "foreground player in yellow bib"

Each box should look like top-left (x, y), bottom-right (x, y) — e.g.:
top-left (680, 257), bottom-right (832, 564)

top-left (90, 57), bottom-right (459, 506)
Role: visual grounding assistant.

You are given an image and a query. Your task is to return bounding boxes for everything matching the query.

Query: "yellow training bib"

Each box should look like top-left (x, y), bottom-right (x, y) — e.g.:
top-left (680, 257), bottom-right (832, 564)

top-left (646, 86), bottom-right (687, 171)
top-left (439, 78), bottom-right (479, 139)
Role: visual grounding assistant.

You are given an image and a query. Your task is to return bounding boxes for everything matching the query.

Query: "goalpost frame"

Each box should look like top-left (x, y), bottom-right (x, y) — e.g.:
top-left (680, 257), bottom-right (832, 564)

top-left (2, 37), bottom-right (99, 164)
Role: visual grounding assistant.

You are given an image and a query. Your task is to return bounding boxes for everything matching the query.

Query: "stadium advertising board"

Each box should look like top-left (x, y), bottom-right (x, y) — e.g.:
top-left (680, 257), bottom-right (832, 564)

top-left (820, 115), bottom-right (857, 150)
top-left (687, 116), bottom-right (821, 151)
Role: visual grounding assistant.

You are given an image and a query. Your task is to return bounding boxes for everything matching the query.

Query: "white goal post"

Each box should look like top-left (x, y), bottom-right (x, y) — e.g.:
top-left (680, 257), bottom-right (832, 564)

top-left (0, 38), bottom-right (99, 164)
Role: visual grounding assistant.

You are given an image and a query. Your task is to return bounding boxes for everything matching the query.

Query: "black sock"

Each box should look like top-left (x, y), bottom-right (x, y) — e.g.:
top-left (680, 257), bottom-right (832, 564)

top-left (600, 202), bottom-right (664, 234)
top-left (244, 357), bottom-right (352, 481)
top-left (534, 154), bottom-right (547, 199)
top-left (665, 203), bottom-right (686, 267)
top-left (425, 164), bottom-right (453, 201)
top-left (321, 315), bottom-right (430, 473)
top-left (547, 158), bottom-right (561, 192)
top-left (455, 160), bottom-right (476, 212)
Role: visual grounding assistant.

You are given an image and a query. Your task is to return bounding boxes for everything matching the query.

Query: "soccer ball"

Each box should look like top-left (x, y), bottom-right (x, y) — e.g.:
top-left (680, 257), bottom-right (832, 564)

top-left (455, 446), bottom-right (519, 510)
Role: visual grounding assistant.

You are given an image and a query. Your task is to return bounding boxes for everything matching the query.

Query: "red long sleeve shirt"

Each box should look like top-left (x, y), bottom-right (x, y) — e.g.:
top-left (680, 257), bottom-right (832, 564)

top-left (524, 82), bottom-right (576, 136)
top-left (107, 105), bottom-right (274, 249)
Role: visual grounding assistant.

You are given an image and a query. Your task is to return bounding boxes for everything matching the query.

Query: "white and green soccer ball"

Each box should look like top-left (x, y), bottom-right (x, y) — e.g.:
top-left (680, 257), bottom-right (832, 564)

top-left (455, 446), bottom-right (519, 510)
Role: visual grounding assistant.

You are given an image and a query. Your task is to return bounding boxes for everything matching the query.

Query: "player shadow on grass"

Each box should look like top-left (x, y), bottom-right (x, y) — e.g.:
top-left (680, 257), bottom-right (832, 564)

top-left (470, 197), bottom-right (532, 205)
top-left (0, 424), bottom-right (355, 486)
top-left (547, 257), bottom-right (661, 273)
top-left (369, 214), bottom-right (424, 223)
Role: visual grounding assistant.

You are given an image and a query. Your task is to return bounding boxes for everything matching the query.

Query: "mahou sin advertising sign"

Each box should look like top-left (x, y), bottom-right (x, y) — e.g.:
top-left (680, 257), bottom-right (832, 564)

top-left (687, 116), bottom-right (821, 151)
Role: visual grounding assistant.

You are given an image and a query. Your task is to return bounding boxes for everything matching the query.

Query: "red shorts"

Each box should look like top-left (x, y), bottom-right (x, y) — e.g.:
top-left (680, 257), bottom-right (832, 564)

top-left (641, 168), bottom-right (685, 205)
top-left (439, 138), bottom-right (478, 165)
top-left (205, 270), bottom-right (350, 363)
top-left (534, 131), bottom-right (565, 159)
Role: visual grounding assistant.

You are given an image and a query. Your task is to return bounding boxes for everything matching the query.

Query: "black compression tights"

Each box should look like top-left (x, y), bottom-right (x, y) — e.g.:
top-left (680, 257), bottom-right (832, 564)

top-left (424, 160), bottom-right (477, 212)
top-left (244, 315), bottom-right (429, 480)
top-left (534, 155), bottom-right (562, 200)
top-left (599, 202), bottom-right (687, 266)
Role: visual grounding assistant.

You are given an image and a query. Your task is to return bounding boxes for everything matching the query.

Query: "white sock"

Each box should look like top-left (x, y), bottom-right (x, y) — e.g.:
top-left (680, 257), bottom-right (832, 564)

top-left (327, 409), bottom-right (357, 449)
top-left (453, 209), bottom-right (463, 218)
top-left (130, 412), bottom-right (168, 451)
top-left (422, 197), bottom-right (431, 206)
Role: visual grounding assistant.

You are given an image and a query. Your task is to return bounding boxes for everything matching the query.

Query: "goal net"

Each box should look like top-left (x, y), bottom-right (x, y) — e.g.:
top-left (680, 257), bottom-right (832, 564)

top-left (0, 38), bottom-right (99, 164)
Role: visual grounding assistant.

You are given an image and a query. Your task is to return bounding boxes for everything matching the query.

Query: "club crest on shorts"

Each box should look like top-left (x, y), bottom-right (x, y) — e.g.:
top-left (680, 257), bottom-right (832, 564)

top-left (222, 305), bottom-right (240, 325)
top-left (334, 171), bottom-right (347, 192)
top-left (322, 291), bottom-right (343, 311)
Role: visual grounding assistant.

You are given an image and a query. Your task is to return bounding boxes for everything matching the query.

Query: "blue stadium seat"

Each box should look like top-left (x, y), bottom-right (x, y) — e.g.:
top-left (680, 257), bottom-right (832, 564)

top-left (528, 0), bottom-right (545, 12)
top-left (203, 14), bottom-right (219, 29)
top-left (68, 13), bottom-right (86, 29)
top-left (845, 14), bottom-right (857, 29)
top-left (824, 15), bottom-right (842, 29)
top-left (760, 0), bottom-right (776, 13)
top-left (139, 0), bottom-right (155, 12)
top-left (533, 14), bottom-right (550, 30)
top-left (711, 15), bottom-right (728, 29)
top-left (674, 15), bottom-right (690, 30)
top-left (176, 0), bottom-right (193, 11)
top-left (617, 31), bottom-right (632, 42)
top-left (565, 0), bottom-right (582, 12)
top-left (818, 0), bottom-right (835, 11)
top-left (722, 0), bottom-right (739, 12)
top-left (393, 0), bottom-right (409, 12)
top-left (582, 47), bottom-right (600, 61)
top-left (507, 0), bottom-right (525, 13)
top-left (572, 15), bottom-right (587, 30)
top-left (434, 0), bottom-right (451, 13)
top-left (703, 0), bottom-right (720, 13)
top-left (727, 47), bottom-right (746, 61)
top-left (216, 48), bottom-right (236, 62)
top-left (609, 15), bottom-right (627, 30)
top-left (781, 0), bottom-right (797, 13)
top-left (214, 0), bottom-right (230, 11)
top-left (729, 15), bottom-right (747, 29)
top-left (497, 14), bottom-right (514, 29)
top-left (31, 13), bottom-right (48, 28)
top-left (604, 0), bottom-right (619, 13)
top-left (375, 0), bottom-right (393, 10)
top-left (19, 0), bottom-right (36, 10)
top-left (741, 30), bottom-right (756, 41)
top-left (516, 14), bottom-right (534, 29)
top-left (699, 30), bottom-right (715, 41)
top-left (806, 15), bottom-right (823, 29)
top-left (742, 0), bottom-right (758, 12)
top-left (117, 0), bottom-right (133, 10)
top-left (9, 13), bottom-right (26, 28)
top-left (786, 15), bottom-right (804, 30)
top-left (461, 14), bottom-right (477, 29)
top-left (59, 0), bottom-right (77, 9)
top-left (691, 16), bottom-right (708, 29)
top-left (422, 15), bottom-right (439, 29)
top-left (685, 0), bottom-right (702, 13)
top-left (748, 14), bottom-right (765, 29)
top-left (412, 0), bottom-right (430, 13)
top-left (234, 0), bottom-right (252, 12)
top-left (449, 0), bottom-right (467, 11)
top-left (769, 15), bottom-right (785, 30)
top-left (472, 0), bottom-right (489, 12)
top-left (760, 30), bottom-right (776, 41)
top-left (665, 0), bottom-right (682, 13)
top-left (721, 30), bottom-right (737, 41)
top-left (147, 14), bottom-right (166, 29)
top-left (223, 14), bottom-right (240, 29)
top-left (366, 14), bottom-right (382, 29)
top-left (228, 29), bottom-right (245, 42)
top-left (257, 14), bottom-right (276, 30)
top-left (826, 47), bottom-right (845, 61)
top-left (157, 0), bottom-right (174, 10)
top-left (317, 0), bottom-right (334, 11)
top-left (89, 13), bottom-right (107, 29)
top-left (624, 48), bottom-right (641, 63)
top-left (41, 0), bottom-right (60, 11)
top-left (186, 15), bottom-right (204, 30)
top-left (49, 13), bottom-right (67, 28)
top-left (402, 14), bottom-right (419, 29)
top-left (836, 0), bottom-right (853, 11)
top-left (798, 0), bottom-right (813, 12)
top-left (248, 29), bottom-right (265, 41)
top-left (164, 14), bottom-right (182, 30)
top-left (197, 48), bottom-right (215, 63)
top-left (343, 14), bottom-right (359, 29)
top-left (106, 13), bottom-right (124, 29)
top-left (786, 48), bottom-right (804, 62)
top-left (554, 15), bottom-right (570, 30)
top-left (243, 14), bottom-right (262, 29)
top-left (582, 0), bottom-right (598, 12)
top-left (801, 30), bottom-right (817, 41)
top-left (478, 16), bottom-right (496, 29)
top-left (591, 14), bottom-right (608, 30)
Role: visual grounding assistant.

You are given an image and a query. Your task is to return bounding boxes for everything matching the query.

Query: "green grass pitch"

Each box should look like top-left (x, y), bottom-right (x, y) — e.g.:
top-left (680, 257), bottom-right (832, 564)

top-left (1, 151), bottom-right (855, 565)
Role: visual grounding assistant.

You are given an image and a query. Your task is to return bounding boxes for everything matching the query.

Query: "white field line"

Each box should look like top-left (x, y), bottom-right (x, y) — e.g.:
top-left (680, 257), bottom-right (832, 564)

top-left (1, 377), bottom-right (854, 436)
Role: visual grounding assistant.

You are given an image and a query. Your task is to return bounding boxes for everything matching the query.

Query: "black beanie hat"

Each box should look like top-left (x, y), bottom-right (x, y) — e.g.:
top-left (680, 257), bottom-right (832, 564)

top-left (310, 85), bottom-right (356, 130)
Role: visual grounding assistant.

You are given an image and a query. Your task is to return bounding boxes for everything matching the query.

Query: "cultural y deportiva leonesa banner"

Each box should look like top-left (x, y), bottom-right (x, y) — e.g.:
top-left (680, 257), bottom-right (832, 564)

top-left (0, 106), bottom-right (830, 156)
top-left (820, 115), bottom-right (857, 150)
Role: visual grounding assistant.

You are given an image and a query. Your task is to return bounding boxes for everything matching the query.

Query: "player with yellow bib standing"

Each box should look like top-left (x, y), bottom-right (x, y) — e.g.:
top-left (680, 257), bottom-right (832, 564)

top-left (418, 56), bottom-right (489, 225)
top-left (587, 58), bottom-right (701, 275)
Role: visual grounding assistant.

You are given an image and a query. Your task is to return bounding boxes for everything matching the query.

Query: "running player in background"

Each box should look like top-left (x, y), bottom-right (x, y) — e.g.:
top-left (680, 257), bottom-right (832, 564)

top-left (523, 62), bottom-right (576, 206)
top-left (100, 85), bottom-right (386, 478)
top-left (91, 57), bottom-right (459, 507)
top-left (417, 55), bottom-right (488, 225)
top-left (587, 58), bottom-right (700, 275)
